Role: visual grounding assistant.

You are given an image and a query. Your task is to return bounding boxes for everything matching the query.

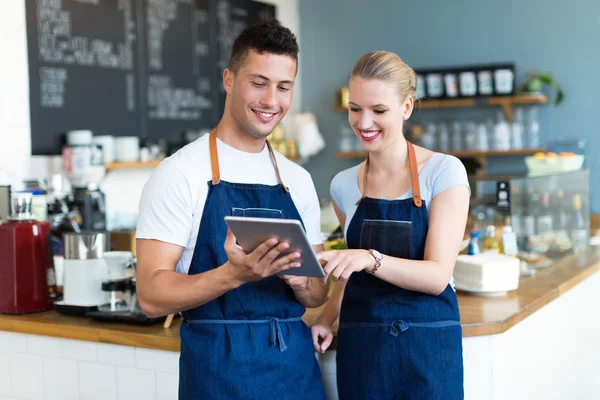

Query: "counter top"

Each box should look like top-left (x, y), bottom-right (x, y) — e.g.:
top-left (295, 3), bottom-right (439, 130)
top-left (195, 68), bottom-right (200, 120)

top-left (1, 247), bottom-right (599, 352)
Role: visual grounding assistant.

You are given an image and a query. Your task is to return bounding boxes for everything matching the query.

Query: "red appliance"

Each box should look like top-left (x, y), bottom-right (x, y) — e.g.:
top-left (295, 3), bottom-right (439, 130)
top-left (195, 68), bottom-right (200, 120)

top-left (0, 194), bottom-right (52, 314)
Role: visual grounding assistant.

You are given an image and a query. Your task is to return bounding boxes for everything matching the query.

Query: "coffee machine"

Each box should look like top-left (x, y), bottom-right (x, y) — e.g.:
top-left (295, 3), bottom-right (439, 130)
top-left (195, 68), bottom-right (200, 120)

top-left (0, 194), bottom-right (52, 314)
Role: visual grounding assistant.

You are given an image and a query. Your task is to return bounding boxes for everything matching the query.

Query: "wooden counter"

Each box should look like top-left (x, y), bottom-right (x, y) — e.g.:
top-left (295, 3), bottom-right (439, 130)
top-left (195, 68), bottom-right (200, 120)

top-left (1, 247), bottom-right (599, 352)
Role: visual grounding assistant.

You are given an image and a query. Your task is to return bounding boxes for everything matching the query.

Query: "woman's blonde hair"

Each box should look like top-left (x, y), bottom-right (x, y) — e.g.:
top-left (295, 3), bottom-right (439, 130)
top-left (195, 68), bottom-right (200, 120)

top-left (350, 50), bottom-right (417, 101)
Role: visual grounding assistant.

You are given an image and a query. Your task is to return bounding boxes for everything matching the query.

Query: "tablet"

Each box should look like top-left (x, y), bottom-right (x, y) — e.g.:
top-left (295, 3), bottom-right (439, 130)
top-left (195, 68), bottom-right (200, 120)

top-left (224, 216), bottom-right (326, 278)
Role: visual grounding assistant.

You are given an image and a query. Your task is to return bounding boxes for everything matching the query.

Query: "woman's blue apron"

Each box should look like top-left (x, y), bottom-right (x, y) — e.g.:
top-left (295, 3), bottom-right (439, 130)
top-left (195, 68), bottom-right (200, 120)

top-left (336, 141), bottom-right (464, 400)
top-left (179, 130), bottom-right (325, 399)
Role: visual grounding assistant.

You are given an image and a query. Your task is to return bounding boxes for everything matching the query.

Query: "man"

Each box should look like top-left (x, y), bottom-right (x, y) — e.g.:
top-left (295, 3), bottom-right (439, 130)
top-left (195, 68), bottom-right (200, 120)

top-left (136, 19), bottom-right (328, 399)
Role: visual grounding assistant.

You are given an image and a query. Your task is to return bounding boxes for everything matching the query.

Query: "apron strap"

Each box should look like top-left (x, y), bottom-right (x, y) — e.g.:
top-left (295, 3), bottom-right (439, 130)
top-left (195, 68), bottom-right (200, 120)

top-left (209, 129), bottom-right (288, 192)
top-left (407, 140), bottom-right (422, 207)
top-left (209, 129), bottom-right (221, 185)
top-left (356, 139), bottom-right (422, 207)
top-left (266, 140), bottom-right (289, 193)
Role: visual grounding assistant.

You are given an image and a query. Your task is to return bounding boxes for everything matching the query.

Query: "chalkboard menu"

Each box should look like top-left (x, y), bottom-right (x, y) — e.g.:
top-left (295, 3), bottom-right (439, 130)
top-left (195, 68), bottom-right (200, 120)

top-left (26, 0), bottom-right (275, 155)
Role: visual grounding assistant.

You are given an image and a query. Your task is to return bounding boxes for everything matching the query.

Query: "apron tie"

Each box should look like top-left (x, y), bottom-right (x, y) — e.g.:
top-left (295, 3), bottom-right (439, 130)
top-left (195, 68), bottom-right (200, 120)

top-left (389, 320), bottom-right (410, 337)
top-left (269, 318), bottom-right (288, 352)
top-left (183, 315), bottom-right (302, 353)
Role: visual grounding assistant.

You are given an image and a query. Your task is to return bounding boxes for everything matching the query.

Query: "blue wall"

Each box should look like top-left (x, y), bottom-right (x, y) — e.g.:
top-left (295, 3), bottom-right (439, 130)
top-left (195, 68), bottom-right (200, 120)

top-left (299, 0), bottom-right (600, 211)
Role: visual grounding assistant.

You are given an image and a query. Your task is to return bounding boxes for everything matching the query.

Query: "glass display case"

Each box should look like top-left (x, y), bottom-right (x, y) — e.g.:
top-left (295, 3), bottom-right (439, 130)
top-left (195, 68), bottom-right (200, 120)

top-left (467, 169), bottom-right (590, 268)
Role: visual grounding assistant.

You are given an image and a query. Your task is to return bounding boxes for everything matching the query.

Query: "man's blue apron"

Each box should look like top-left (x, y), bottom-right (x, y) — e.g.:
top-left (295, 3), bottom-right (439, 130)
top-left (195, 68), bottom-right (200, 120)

top-left (336, 141), bottom-right (464, 400)
top-left (179, 130), bottom-right (325, 399)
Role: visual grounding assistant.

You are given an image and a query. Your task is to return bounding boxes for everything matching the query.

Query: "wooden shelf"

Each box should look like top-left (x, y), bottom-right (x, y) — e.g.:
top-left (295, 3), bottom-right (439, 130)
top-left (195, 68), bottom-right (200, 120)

top-left (105, 155), bottom-right (300, 171)
top-left (333, 94), bottom-right (549, 122)
top-left (335, 147), bottom-right (546, 176)
top-left (105, 160), bottom-right (162, 171)
top-left (335, 148), bottom-right (545, 159)
top-left (417, 98), bottom-right (477, 108)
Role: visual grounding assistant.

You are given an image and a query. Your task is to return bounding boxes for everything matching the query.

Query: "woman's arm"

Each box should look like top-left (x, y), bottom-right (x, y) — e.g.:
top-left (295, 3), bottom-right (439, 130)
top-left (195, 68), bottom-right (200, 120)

top-left (311, 201), bottom-right (346, 352)
top-left (316, 200), bottom-right (347, 325)
top-left (320, 185), bottom-right (470, 296)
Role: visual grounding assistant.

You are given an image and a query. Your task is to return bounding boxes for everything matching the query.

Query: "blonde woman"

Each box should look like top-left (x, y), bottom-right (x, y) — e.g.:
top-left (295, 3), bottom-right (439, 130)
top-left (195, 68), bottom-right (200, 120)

top-left (312, 51), bottom-right (470, 399)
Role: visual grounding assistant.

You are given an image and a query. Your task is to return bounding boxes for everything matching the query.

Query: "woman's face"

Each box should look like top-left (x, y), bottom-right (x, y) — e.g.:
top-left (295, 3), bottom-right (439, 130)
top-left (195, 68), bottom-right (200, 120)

top-left (347, 77), bottom-right (412, 152)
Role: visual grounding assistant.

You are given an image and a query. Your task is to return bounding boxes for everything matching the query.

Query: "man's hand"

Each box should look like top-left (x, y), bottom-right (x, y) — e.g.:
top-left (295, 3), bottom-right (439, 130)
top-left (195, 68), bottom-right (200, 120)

top-left (278, 274), bottom-right (310, 291)
top-left (221, 228), bottom-right (301, 285)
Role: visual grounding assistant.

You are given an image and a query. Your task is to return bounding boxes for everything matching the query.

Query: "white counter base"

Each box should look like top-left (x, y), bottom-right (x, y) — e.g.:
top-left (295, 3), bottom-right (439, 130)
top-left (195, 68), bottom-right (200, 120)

top-left (2, 270), bottom-right (599, 400)
top-left (319, 270), bottom-right (600, 400)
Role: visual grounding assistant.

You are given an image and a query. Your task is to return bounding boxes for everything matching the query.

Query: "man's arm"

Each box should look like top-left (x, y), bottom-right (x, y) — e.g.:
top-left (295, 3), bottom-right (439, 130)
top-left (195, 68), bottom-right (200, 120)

top-left (136, 239), bottom-right (238, 317)
top-left (137, 230), bottom-right (303, 317)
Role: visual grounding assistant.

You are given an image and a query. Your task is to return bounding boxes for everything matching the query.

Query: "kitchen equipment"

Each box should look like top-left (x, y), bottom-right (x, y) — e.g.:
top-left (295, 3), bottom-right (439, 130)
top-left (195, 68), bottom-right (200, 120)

top-left (92, 135), bottom-right (115, 164)
top-left (62, 143), bottom-right (105, 188)
top-left (87, 257), bottom-right (165, 325)
top-left (97, 251), bottom-right (134, 313)
top-left (70, 187), bottom-right (106, 231)
top-left (103, 251), bottom-right (132, 279)
top-left (114, 136), bottom-right (140, 162)
top-left (54, 231), bottom-right (110, 316)
top-left (66, 130), bottom-right (93, 146)
top-left (0, 194), bottom-right (52, 314)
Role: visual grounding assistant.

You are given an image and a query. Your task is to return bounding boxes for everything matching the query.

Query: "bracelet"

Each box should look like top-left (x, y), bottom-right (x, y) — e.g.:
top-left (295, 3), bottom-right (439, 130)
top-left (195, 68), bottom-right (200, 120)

top-left (367, 249), bottom-right (383, 274)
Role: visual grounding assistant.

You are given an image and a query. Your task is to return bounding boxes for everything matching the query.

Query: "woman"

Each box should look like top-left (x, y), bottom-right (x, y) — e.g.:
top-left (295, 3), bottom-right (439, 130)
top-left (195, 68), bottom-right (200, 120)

top-left (312, 51), bottom-right (470, 400)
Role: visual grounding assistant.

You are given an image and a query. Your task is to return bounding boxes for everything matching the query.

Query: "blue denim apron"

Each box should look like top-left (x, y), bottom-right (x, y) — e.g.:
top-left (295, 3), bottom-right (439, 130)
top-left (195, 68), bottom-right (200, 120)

top-left (179, 130), bottom-right (325, 399)
top-left (336, 141), bottom-right (464, 400)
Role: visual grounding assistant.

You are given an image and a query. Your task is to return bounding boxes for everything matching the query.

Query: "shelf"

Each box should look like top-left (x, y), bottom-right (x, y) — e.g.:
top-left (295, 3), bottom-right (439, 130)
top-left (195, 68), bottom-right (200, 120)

top-left (333, 94), bottom-right (549, 122)
top-left (335, 148), bottom-right (545, 159)
top-left (105, 155), bottom-right (300, 171)
top-left (105, 160), bottom-right (162, 171)
top-left (416, 98), bottom-right (477, 108)
top-left (335, 148), bottom-right (546, 176)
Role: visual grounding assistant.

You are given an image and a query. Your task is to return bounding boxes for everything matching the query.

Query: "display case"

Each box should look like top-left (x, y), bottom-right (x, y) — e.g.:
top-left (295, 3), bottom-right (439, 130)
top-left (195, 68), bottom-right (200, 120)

top-left (467, 169), bottom-right (590, 267)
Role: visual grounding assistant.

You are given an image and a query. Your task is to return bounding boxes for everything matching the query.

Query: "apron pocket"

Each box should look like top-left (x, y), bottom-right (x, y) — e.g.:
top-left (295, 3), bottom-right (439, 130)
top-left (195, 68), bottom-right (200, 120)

top-left (360, 219), bottom-right (413, 259)
top-left (231, 207), bottom-right (284, 219)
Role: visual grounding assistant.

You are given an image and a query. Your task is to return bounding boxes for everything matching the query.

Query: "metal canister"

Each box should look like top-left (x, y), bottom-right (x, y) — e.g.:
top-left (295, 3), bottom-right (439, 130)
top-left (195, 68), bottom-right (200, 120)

top-left (64, 231), bottom-right (110, 260)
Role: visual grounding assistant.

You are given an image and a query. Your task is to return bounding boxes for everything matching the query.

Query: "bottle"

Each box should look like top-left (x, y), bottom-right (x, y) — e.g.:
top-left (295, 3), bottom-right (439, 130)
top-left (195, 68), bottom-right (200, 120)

top-left (339, 126), bottom-right (356, 152)
top-left (571, 193), bottom-right (588, 252)
top-left (536, 192), bottom-right (553, 235)
top-left (522, 188), bottom-right (537, 249)
top-left (438, 122), bottom-right (449, 152)
top-left (482, 225), bottom-right (500, 253)
top-left (467, 231), bottom-right (481, 255)
top-left (500, 218), bottom-right (519, 256)
top-left (510, 186), bottom-right (523, 243)
top-left (493, 111), bottom-right (511, 150)
top-left (526, 106), bottom-right (541, 148)
top-left (476, 122), bottom-right (489, 151)
top-left (553, 190), bottom-right (569, 237)
top-left (511, 107), bottom-right (524, 150)
top-left (451, 121), bottom-right (462, 150)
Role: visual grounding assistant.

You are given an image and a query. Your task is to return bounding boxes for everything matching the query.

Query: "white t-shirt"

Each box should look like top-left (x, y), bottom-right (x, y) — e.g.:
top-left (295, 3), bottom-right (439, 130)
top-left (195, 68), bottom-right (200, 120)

top-left (136, 134), bottom-right (322, 274)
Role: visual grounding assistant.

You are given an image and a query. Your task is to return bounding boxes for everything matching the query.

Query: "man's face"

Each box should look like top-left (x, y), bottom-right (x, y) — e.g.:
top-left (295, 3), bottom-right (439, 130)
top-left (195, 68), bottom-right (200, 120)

top-left (225, 49), bottom-right (296, 139)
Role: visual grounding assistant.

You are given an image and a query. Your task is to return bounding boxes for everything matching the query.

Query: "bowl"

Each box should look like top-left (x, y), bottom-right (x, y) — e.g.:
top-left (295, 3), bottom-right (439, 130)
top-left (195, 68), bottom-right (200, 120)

top-left (524, 154), bottom-right (584, 176)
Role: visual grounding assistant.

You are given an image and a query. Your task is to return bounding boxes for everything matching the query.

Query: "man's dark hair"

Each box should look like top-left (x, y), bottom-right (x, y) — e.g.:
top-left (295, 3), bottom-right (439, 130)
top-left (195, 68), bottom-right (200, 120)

top-left (228, 18), bottom-right (299, 74)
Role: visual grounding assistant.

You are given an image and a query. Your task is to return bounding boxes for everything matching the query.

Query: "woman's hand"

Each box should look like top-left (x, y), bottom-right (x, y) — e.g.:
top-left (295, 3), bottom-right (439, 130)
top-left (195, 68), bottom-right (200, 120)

top-left (311, 322), bottom-right (334, 353)
top-left (317, 249), bottom-right (375, 281)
